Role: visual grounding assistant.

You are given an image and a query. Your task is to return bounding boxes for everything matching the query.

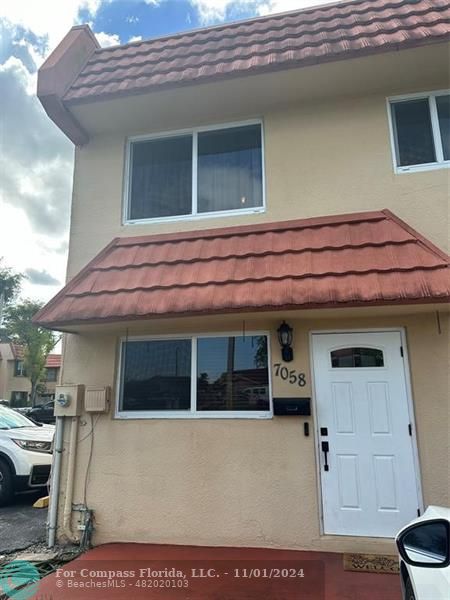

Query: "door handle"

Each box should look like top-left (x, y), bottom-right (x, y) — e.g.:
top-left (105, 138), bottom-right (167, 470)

top-left (321, 441), bottom-right (330, 472)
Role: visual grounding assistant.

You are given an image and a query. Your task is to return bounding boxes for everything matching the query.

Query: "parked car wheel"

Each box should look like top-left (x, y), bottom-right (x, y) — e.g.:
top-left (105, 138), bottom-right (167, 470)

top-left (0, 458), bottom-right (14, 507)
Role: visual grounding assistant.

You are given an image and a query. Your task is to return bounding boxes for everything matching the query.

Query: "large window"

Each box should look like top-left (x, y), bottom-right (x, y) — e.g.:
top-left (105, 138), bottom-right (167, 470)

top-left (389, 91), bottom-right (450, 172)
top-left (126, 122), bottom-right (264, 223)
top-left (117, 334), bottom-right (271, 418)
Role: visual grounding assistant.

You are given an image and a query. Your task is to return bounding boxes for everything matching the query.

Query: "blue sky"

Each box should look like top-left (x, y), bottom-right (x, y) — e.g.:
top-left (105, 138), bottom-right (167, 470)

top-left (79, 0), bottom-right (246, 42)
top-left (0, 0), bottom-right (336, 303)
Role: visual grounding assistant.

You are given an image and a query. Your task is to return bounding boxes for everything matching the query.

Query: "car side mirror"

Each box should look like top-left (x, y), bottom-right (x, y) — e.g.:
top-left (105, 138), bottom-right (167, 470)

top-left (397, 519), bottom-right (450, 568)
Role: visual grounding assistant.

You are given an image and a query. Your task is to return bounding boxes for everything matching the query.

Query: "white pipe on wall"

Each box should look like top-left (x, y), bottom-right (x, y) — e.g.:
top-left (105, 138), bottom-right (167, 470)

top-left (48, 416), bottom-right (64, 548)
top-left (62, 416), bottom-right (79, 540)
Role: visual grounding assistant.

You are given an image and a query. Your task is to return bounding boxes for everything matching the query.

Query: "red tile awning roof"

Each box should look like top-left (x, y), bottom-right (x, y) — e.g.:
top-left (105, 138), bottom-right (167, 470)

top-left (8, 345), bottom-right (61, 367)
top-left (33, 210), bottom-right (450, 329)
top-left (63, 0), bottom-right (450, 104)
top-left (10, 344), bottom-right (24, 360)
top-left (9, 344), bottom-right (61, 368)
top-left (46, 354), bottom-right (61, 368)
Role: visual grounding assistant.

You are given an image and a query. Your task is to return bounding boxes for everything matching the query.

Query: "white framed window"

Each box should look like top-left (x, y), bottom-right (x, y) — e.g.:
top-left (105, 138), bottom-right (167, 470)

top-left (387, 90), bottom-right (450, 173)
top-left (123, 120), bottom-right (266, 224)
top-left (115, 332), bottom-right (272, 419)
top-left (14, 360), bottom-right (26, 377)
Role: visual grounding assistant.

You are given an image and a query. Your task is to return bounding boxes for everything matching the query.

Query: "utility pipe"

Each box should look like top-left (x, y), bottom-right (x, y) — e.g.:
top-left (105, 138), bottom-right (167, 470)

top-left (62, 416), bottom-right (79, 540)
top-left (48, 416), bottom-right (64, 548)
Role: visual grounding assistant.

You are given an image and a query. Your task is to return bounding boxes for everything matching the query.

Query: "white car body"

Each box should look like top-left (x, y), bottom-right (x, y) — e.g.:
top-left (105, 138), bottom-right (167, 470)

top-left (0, 407), bottom-right (54, 501)
top-left (397, 506), bottom-right (450, 600)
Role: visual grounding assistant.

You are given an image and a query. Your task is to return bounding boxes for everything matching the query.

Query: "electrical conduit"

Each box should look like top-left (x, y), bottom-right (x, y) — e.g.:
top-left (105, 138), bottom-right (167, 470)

top-left (48, 416), bottom-right (64, 548)
top-left (62, 415), bottom-right (79, 541)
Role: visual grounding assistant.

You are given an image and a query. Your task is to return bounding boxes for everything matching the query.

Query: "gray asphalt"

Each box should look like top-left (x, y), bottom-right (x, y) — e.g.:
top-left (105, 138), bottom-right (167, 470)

top-left (0, 492), bottom-right (47, 554)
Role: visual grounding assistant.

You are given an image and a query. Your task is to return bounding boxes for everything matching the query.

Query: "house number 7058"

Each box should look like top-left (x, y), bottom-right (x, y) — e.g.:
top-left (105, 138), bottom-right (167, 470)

top-left (273, 363), bottom-right (306, 387)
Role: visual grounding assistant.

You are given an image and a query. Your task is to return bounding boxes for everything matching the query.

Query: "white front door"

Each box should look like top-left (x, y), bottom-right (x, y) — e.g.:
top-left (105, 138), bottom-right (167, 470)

top-left (312, 331), bottom-right (421, 538)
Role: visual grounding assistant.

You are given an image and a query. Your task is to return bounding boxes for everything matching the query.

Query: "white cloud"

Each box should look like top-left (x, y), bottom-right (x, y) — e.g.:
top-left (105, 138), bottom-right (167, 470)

top-left (189, 0), bottom-right (230, 23)
top-left (0, 204), bottom-right (66, 303)
top-left (0, 0), bottom-right (101, 57)
top-left (258, 0), bottom-right (337, 15)
top-left (128, 35), bottom-right (143, 43)
top-left (190, 0), bottom-right (338, 23)
top-left (95, 31), bottom-right (121, 47)
top-left (0, 2), bottom-right (104, 302)
top-left (0, 28), bottom-right (73, 303)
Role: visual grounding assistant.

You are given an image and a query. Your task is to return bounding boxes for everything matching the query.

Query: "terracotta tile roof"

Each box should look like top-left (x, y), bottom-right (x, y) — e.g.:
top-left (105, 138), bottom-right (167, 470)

top-left (8, 345), bottom-right (61, 368)
top-left (33, 210), bottom-right (450, 329)
top-left (10, 344), bottom-right (24, 360)
top-left (64, 0), bottom-right (450, 103)
top-left (46, 354), bottom-right (61, 368)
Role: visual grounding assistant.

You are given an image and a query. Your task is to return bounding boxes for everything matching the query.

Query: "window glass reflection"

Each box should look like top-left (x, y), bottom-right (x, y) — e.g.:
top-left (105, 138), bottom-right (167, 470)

top-left (197, 125), bottom-right (263, 213)
top-left (197, 336), bottom-right (269, 411)
top-left (331, 347), bottom-right (384, 368)
top-left (121, 339), bottom-right (191, 411)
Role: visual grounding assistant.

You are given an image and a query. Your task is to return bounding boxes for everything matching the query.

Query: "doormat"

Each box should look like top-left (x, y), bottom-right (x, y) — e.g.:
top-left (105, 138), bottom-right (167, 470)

top-left (343, 553), bottom-right (399, 574)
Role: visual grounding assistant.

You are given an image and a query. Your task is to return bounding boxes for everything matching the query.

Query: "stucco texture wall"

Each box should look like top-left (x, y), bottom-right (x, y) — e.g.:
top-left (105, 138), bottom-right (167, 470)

top-left (67, 86), bottom-right (449, 282)
top-left (56, 310), bottom-right (449, 553)
top-left (56, 49), bottom-right (449, 552)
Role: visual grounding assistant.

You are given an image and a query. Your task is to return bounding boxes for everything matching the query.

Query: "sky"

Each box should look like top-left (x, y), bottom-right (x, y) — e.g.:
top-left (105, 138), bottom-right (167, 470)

top-left (0, 0), bottom-right (338, 305)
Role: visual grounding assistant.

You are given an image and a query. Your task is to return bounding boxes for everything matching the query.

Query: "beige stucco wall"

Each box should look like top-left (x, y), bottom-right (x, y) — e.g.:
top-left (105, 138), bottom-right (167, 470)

top-left (0, 344), bottom-right (60, 402)
top-left (56, 310), bottom-right (449, 553)
top-left (54, 46), bottom-right (450, 552)
top-left (0, 345), bottom-right (30, 401)
top-left (66, 48), bottom-right (450, 281)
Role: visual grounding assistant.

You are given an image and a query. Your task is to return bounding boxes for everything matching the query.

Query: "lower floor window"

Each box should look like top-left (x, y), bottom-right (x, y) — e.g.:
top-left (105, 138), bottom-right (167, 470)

top-left (118, 334), bottom-right (271, 417)
top-left (10, 391), bottom-right (29, 407)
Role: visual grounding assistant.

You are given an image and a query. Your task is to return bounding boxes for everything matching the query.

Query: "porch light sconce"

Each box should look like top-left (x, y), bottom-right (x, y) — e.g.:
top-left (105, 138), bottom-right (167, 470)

top-left (277, 321), bottom-right (294, 362)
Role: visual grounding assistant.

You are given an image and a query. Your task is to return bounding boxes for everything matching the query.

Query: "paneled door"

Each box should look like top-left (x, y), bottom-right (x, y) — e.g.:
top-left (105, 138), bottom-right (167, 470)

top-left (312, 331), bottom-right (421, 537)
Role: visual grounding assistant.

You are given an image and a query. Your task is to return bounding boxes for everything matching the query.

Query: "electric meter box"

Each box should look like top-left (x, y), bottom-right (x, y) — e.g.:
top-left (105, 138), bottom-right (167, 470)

top-left (54, 384), bottom-right (85, 417)
top-left (85, 386), bottom-right (111, 413)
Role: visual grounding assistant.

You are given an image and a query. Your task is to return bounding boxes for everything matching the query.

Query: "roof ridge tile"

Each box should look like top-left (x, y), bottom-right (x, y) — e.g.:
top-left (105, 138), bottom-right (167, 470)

top-left (55, 0), bottom-right (450, 105)
top-left (90, 0), bottom-right (436, 58)
top-left (75, 13), bottom-right (449, 82)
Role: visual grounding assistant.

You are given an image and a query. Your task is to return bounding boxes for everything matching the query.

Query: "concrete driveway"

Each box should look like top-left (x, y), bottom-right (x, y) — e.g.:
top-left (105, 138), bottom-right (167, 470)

top-left (0, 492), bottom-right (46, 554)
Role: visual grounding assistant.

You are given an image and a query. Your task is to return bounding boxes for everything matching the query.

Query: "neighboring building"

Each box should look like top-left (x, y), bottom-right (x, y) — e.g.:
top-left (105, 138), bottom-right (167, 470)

top-left (35, 0), bottom-right (449, 557)
top-left (0, 342), bottom-right (61, 406)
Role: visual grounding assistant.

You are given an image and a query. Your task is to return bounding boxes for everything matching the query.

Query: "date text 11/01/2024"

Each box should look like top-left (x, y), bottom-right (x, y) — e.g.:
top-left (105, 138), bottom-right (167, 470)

top-left (57, 567), bottom-right (307, 580)
top-left (191, 568), bottom-right (306, 578)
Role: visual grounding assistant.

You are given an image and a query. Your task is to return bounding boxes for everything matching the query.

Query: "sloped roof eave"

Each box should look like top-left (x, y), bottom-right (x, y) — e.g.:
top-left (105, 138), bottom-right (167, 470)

top-left (33, 210), bottom-right (450, 331)
top-left (36, 0), bottom-right (450, 118)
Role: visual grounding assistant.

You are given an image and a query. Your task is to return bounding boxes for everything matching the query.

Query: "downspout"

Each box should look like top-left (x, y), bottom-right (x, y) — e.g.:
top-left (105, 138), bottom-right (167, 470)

top-left (62, 416), bottom-right (79, 540)
top-left (48, 416), bottom-right (64, 548)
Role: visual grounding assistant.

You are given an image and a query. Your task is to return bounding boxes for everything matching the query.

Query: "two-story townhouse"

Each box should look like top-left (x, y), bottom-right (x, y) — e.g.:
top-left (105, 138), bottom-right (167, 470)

top-left (0, 341), bottom-right (61, 405)
top-left (34, 0), bottom-right (449, 558)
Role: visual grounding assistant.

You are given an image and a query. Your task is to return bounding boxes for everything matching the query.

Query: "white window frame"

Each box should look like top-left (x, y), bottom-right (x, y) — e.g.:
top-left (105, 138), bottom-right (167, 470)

top-left (123, 119), bottom-right (266, 225)
top-left (115, 331), bottom-right (273, 419)
top-left (387, 89), bottom-right (450, 174)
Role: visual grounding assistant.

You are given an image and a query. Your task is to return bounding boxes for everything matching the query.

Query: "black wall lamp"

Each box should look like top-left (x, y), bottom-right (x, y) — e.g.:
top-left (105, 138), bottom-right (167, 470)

top-left (277, 321), bottom-right (294, 362)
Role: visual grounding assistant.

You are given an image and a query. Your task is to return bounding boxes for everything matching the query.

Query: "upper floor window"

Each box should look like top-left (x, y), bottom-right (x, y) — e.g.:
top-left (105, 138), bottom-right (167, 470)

top-left (389, 91), bottom-right (450, 173)
top-left (14, 360), bottom-right (27, 377)
top-left (125, 121), bottom-right (264, 223)
top-left (45, 367), bottom-right (58, 382)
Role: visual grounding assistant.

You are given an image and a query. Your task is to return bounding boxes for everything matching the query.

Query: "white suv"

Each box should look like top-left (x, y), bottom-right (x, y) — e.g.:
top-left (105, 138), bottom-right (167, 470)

top-left (0, 406), bottom-right (54, 506)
